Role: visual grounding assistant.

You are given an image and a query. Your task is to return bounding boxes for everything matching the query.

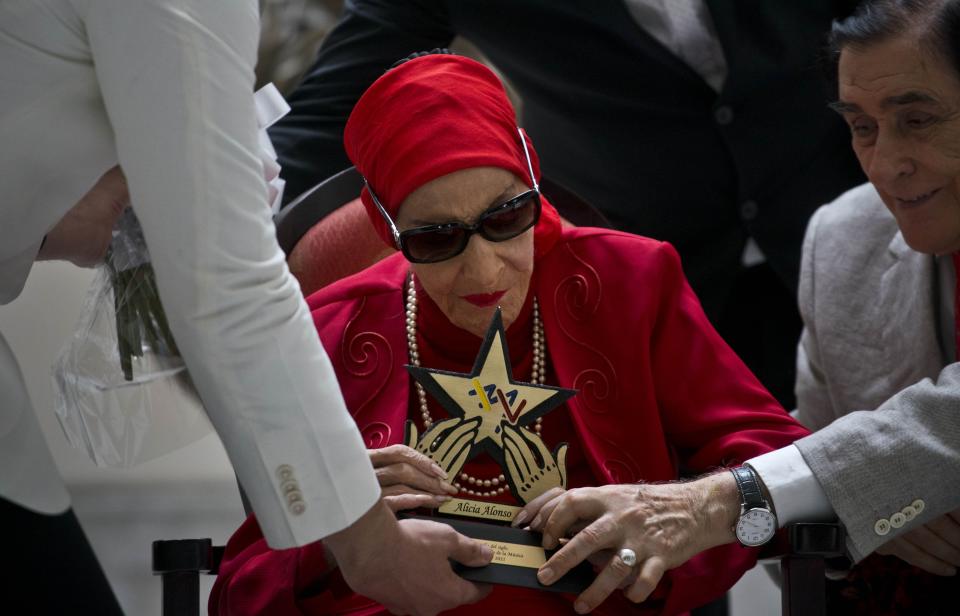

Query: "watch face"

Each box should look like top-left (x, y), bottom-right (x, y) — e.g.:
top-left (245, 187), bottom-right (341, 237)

top-left (736, 508), bottom-right (776, 546)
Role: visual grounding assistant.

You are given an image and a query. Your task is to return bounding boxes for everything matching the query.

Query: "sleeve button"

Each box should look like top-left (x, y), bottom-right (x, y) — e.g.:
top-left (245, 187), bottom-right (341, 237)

top-left (901, 506), bottom-right (916, 522)
top-left (874, 518), bottom-right (891, 536)
top-left (890, 512), bottom-right (906, 528)
top-left (911, 499), bottom-right (925, 514)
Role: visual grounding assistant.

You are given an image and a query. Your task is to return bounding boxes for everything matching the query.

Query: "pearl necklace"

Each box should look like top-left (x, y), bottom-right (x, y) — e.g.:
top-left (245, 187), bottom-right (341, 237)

top-left (405, 273), bottom-right (546, 498)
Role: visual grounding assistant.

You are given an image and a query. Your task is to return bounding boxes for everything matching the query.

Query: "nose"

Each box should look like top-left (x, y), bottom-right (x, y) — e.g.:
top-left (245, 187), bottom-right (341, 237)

top-left (864, 129), bottom-right (915, 186)
top-left (461, 234), bottom-right (503, 287)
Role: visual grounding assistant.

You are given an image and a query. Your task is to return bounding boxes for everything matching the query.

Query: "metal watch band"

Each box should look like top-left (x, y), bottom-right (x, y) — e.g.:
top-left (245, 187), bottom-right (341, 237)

top-left (732, 466), bottom-right (766, 510)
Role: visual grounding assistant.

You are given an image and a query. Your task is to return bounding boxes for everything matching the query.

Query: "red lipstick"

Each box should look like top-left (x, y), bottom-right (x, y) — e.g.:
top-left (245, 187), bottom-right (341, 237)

top-left (462, 290), bottom-right (507, 307)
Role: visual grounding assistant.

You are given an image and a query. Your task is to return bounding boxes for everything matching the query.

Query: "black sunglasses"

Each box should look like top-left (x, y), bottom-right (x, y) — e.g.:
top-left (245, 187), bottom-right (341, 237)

top-left (365, 126), bottom-right (542, 264)
top-left (394, 190), bottom-right (541, 263)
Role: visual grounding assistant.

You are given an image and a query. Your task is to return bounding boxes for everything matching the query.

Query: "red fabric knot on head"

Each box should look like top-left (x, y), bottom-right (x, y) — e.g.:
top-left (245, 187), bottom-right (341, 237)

top-left (343, 54), bottom-right (561, 259)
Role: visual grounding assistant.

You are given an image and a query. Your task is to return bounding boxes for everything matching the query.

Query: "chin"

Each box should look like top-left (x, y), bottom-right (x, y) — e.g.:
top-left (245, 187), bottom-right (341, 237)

top-left (901, 229), bottom-right (960, 255)
top-left (469, 309), bottom-right (521, 337)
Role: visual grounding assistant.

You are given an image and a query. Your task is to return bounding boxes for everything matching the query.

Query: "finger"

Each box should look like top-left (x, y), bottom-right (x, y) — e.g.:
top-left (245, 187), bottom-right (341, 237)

top-left (448, 532), bottom-right (495, 568)
top-left (384, 492), bottom-right (448, 512)
top-left (374, 443), bottom-right (449, 480)
top-left (369, 443), bottom-right (435, 472)
top-left (903, 526), bottom-right (960, 569)
top-left (541, 490), bottom-right (607, 550)
top-left (530, 493), bottom-right (565, 532)
top-left (926, 514), bottom-right (960, 555)
top-left (539, 516), bottom-right (617, 585)
top-left (381, 484), bottom-right (448, 500)
top-left (376, 463), bottom-right (457, 495)
top-left (624, 556), bottom-right (666, 603)
top-left (513, 486), bottom-right (564, 528)
top-left (880, 536), bottom-right (957, 576)
top-left (586, 549), bottom-right (615, 570)
top-left (571, 547), bottom-right (636, 613)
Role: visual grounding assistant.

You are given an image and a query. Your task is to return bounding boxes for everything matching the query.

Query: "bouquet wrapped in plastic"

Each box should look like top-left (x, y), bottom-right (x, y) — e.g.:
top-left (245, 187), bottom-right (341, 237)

top-left (53, 84), bottom-right (290, 467)
top-left (53, 209), bottom-right (212, 467)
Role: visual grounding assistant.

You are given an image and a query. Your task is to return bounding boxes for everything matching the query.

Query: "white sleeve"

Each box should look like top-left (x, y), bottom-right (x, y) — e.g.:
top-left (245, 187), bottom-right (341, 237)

top-left (746, 445), bottom-right (835, 526)
top-left (83, 0), bottom-right (379, 548)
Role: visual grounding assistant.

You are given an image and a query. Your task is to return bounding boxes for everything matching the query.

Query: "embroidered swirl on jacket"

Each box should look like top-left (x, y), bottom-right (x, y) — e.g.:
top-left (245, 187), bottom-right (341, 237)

top-left (341, 297), bottom-right (393, 417)
top-left (361, 422), bottom-right (393, 449)
top-left (552, 244), bottom-right (617, 415)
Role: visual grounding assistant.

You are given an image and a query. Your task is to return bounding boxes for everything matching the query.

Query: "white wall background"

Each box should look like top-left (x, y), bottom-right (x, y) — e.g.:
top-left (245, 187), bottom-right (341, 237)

top-left (0, 261), bottom-right (779, 615)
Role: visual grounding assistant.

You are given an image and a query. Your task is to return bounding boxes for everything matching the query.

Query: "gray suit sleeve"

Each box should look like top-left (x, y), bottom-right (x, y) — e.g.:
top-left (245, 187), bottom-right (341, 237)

top-left (795, 367), bottom-right (960, 561)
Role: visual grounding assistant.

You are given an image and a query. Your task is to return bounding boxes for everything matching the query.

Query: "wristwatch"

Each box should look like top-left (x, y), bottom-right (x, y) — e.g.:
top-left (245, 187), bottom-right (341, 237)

top-left (731, 465), bottom-right (777, 547)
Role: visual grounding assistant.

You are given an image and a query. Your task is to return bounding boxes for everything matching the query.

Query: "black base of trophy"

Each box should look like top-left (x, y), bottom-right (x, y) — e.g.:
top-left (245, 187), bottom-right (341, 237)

top-left (404, 514), bottom-right (593, 594)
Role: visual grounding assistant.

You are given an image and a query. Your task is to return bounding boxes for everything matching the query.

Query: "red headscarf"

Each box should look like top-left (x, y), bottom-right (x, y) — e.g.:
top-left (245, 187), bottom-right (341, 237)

top-left (343, 54), bottom-right (562, 258)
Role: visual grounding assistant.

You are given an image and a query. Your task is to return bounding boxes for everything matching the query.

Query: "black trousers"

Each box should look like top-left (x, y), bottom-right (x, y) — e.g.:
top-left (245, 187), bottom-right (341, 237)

top-left (3, 496), bottom-right (124, 615)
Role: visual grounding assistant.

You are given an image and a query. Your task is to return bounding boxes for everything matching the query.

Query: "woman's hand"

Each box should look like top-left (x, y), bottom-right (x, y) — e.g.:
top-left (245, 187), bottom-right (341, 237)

top-left (38, 166), bottom-right (129, 267)
top-left (370, 443), bottom-right (459, 513)
top-left (501, 423), bottom-right (567, 503)
top-left (404, 417), bottom-right (481, 479)
top-left (530, 473), bottom-right (740, 614)
top-left (875, 508), bottom-right (960, 576)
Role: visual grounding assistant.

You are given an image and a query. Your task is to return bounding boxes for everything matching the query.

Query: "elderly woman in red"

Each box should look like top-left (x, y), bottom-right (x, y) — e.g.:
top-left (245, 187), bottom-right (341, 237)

top-left (210, 53), bottom-right (808, 616)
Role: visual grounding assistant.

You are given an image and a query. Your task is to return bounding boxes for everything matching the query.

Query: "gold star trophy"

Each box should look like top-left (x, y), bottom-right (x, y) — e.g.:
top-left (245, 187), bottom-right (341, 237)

top-left (403, 309), bottom-right (590, 592)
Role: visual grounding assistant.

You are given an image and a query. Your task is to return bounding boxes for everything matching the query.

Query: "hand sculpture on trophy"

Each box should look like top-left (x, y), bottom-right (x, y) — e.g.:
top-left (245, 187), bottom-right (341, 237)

top-left (404, 416), bottom-right (481, 480)
top-left (502, 423), bottom-right (568, 504)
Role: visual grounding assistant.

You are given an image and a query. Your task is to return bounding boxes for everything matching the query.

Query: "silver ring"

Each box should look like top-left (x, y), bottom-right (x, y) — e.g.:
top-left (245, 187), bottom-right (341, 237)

top-left (617, 548), bottom-right (637, 567)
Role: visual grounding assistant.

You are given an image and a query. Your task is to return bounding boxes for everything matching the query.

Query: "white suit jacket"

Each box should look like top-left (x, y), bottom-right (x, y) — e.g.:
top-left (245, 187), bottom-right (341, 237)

top-left (0, 0), bottom-right (378, 547)
top-left (794, 183), bottom-right (960, 560)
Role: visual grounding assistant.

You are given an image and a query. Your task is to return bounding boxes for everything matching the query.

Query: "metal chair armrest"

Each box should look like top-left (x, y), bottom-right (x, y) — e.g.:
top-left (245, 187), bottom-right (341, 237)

top-left (759, 522), bottom-right (846, 616)
top-left (152, 539), bottom-right (225, 616)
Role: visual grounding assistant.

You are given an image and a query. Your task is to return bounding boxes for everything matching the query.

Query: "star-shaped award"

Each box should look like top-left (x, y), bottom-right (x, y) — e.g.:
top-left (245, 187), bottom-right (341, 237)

top-left (406, 308), bottom-right (576, 464)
